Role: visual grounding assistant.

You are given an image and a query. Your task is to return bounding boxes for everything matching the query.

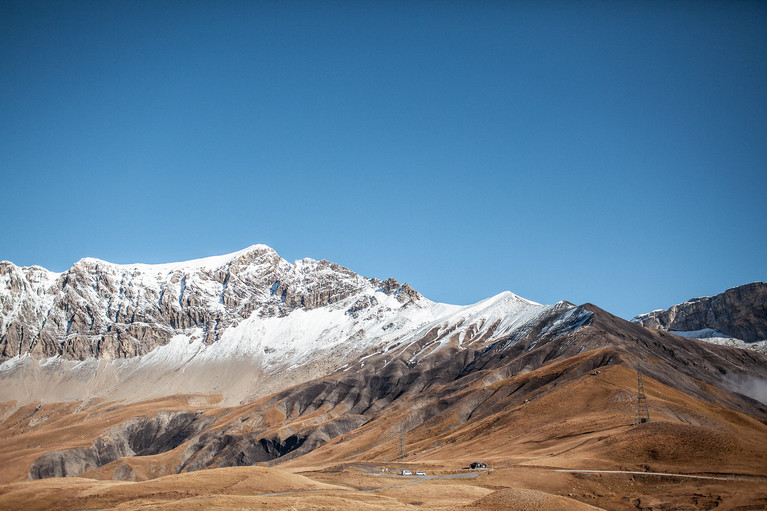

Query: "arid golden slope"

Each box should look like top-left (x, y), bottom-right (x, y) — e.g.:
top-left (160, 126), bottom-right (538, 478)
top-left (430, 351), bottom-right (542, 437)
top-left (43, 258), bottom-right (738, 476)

top-left (1, 361), bottom-right (765, 509)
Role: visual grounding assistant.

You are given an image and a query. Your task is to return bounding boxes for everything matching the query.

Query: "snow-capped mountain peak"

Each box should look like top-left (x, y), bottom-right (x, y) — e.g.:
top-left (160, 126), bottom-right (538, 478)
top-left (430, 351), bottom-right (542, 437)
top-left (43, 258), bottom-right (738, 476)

top-left (0, 245), bottom-right (425, 361)
top-left (0, 245), bottom-right (571, 405)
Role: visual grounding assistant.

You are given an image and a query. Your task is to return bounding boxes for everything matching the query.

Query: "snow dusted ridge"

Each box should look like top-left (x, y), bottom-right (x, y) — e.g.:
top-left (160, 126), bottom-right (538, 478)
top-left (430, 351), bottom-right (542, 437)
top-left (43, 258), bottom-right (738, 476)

top-left (0, 244), bottom-right (570, 404)
top-left (76, 244), bottom-right (277, 272)
top-left (130, 288), bottom-right (548, 378)
top-left (668, 329), bottom-right (767, 354)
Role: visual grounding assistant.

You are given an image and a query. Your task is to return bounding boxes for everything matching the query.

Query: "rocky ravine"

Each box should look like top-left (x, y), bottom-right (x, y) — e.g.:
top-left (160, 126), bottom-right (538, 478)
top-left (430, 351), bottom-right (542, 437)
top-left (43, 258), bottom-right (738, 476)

top-left (633, 282), bottom-right (767, 343)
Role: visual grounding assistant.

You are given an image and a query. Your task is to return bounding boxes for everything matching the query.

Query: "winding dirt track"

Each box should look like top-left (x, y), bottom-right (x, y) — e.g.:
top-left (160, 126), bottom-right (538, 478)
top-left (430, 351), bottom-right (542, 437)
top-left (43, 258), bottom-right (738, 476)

top-left (258, 468), bottom-right (740, 499)
top-left (553, 469), bottom-right (732, 481)
top-left (258, 470), bottom-right (490, 497)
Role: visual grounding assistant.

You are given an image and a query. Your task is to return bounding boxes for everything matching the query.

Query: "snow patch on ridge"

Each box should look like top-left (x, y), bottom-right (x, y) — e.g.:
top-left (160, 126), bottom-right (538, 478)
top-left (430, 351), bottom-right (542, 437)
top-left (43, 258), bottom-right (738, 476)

top-left (131, 286), bottom-right (463, 374)
top-left (78, 245), bottom-right (279, 273)
top-left (670, 329), bottom-right (767, 354)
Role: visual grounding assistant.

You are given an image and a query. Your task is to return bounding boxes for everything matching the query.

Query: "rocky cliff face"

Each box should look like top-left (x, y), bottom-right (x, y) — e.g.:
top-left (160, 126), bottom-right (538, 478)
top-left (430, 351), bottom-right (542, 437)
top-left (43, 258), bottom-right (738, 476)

top-left (0, 245), bottom-right (421, 361)
top-left (633, 282), bottom-right (767, 342)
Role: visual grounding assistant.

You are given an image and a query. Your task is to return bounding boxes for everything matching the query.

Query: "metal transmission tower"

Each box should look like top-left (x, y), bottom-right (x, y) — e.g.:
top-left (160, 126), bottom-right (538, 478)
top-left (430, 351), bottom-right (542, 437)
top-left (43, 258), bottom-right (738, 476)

top-left (636, 366), bottom-right (650, 424)
top-left (399, 423), bottom-right (406, 460)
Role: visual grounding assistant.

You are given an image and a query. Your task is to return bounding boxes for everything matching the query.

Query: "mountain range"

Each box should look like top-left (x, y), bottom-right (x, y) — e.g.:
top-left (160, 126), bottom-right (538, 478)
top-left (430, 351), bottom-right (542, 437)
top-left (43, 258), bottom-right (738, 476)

top-left (0, 245), bottom-right (765, 510)
top-left (1, 245), bottom-right (574, 404)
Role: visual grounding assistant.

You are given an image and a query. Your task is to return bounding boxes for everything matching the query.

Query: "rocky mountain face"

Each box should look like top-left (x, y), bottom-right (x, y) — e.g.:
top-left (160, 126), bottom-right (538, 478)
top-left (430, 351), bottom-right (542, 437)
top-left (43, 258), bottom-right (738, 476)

top-left (0, 245), bottom-right (420, 361)
top-left (633, 282), bottom-right (767, 342)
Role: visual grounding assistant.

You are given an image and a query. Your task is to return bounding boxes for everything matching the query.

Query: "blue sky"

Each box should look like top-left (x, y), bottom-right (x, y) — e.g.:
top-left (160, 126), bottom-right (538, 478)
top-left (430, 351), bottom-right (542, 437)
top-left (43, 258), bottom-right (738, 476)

top-left (2, 1), bottom-right (765, 319)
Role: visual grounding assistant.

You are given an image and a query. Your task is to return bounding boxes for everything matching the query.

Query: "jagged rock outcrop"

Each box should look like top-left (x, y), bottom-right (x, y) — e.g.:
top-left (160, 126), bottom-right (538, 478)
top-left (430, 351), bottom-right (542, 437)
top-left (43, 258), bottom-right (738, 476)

top-left (633, 282), bottom-right (767, 342)
top-left (0, 245), bottom-right (422, 361)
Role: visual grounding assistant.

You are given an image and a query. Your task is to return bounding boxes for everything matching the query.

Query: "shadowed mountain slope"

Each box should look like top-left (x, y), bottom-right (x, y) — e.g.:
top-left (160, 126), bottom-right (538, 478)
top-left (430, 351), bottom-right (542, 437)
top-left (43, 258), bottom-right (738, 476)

top-left (9, 301), bottom-right (765, 484)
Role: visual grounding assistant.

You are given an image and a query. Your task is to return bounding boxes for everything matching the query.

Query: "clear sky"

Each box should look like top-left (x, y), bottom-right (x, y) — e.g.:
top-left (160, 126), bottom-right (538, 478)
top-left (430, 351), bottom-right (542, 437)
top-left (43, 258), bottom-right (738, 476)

top-left (1, 1), bottom-right (765, 319)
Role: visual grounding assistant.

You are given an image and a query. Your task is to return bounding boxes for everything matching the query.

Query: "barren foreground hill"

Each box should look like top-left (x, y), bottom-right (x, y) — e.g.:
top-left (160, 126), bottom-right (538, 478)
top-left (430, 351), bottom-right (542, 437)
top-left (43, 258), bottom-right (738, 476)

top-left (0, 248), bottom-right (765, 509)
